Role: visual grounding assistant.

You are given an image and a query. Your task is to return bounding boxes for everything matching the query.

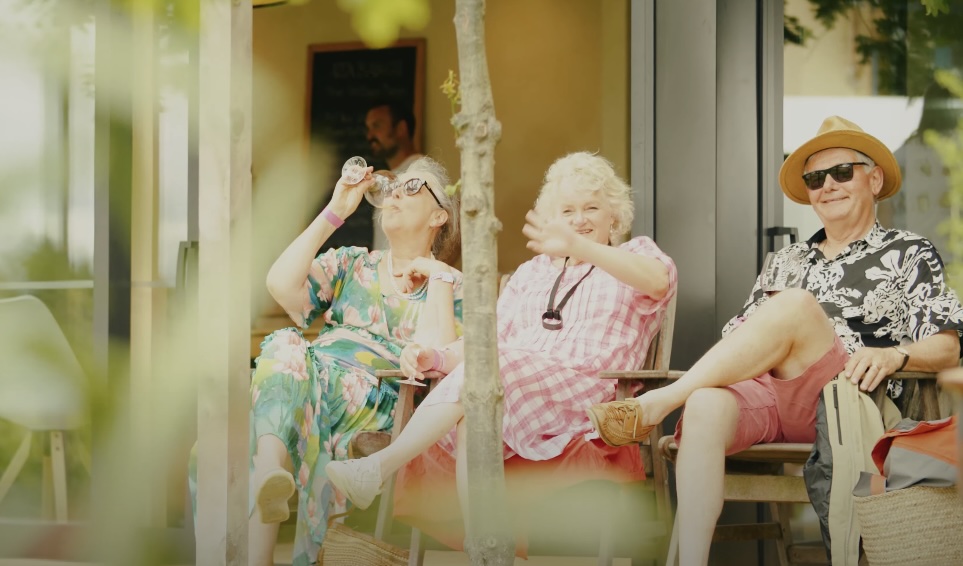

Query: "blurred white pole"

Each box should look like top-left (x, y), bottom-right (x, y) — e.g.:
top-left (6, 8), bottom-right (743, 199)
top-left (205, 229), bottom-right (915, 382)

top-left (130, 0), bottom-right (164, 528)
top-left (196, 0), bottom-right (252, 564)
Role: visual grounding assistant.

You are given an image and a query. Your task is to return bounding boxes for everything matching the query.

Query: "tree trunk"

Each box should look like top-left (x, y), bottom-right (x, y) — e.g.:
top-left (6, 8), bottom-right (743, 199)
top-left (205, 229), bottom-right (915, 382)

top-left (451, 0), bottom-right (512, 564)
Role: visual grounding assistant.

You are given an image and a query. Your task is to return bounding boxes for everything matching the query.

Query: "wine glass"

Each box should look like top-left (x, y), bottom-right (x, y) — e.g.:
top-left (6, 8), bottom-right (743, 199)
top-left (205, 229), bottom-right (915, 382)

top-left (340, 156), bottom-right (394, 208)
top-left (394, 345), bottom-right (431, 387)
top-left (760, 250), bottom-right (809, 295)
top-left (341, 156), bottom-right (369, 185)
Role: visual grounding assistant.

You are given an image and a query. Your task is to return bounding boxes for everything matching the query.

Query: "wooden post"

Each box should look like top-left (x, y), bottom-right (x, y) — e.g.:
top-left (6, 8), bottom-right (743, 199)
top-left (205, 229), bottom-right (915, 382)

top-left (130, 0), bottom-right (165, 527)
top-left (196, 0), bottom-right (252, 564)
top-left (451, 0), bottom-right (513, 563)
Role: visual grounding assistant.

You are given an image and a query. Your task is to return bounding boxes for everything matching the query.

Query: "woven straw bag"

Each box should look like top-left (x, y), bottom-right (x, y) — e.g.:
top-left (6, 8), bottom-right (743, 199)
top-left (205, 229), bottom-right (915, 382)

top-left (319, 521), bottom-right (408, 566)
top-left (854, 485), bottom-right (963, 566)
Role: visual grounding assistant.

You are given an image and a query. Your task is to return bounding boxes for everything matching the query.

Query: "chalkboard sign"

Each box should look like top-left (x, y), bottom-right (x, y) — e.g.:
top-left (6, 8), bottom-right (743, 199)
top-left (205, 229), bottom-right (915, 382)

top-left (305, 39), bottom-right (425, 252)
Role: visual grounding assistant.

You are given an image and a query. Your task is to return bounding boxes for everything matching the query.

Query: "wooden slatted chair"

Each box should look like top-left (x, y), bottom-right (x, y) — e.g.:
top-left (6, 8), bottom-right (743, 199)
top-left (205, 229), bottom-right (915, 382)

top-left (352, 287), bottom-right (679, 566)
top-left (636, 372), bottom-right (944, 566)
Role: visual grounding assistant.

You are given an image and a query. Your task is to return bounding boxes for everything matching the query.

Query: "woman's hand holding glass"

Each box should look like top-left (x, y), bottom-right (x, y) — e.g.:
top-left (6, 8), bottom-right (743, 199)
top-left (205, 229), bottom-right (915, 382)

top-left (329, 161), bottom-right (377, 220)
top-left (397, 343), bottom-right (446, 386)
top-left (341, 156), bottom-right (394, 209)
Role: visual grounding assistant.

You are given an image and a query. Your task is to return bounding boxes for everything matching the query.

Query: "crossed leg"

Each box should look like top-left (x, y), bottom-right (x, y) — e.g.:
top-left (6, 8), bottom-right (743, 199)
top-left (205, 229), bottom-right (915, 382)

top-left (326, 400), bottom-right (470, 512)
top-left (638, 289), bottom-right (839, 564)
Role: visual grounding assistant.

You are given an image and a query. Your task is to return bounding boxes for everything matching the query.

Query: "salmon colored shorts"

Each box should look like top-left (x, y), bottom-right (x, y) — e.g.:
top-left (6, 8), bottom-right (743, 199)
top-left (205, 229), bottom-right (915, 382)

top-left (674, 335), bottom-right (850, 455)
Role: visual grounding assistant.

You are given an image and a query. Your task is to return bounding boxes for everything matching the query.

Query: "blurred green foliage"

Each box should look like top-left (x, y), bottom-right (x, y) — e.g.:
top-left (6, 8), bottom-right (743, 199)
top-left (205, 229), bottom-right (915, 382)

top-left (924, 71), bottom-right (963, 292)
top-left (337, 0), bottom-right (430, 48)
top-left (786, 0), bottom-right (963, 96)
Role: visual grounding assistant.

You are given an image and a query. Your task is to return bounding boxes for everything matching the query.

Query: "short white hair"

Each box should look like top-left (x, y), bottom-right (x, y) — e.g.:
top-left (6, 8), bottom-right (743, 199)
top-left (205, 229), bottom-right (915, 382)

top-left (853, 149), bottom-right (876, 172)
top-left (535, 152), bottom-right (634, 237)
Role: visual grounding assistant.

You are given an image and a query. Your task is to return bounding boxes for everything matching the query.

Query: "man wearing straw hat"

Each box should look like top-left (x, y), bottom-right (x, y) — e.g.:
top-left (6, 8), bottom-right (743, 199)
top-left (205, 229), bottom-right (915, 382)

top-left (588, 116), bottom-right (963, 565)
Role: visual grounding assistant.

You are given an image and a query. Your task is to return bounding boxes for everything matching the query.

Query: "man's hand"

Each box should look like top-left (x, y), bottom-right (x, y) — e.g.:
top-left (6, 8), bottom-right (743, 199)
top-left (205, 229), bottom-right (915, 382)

top-left (843, 346), bottom-right (904, 392)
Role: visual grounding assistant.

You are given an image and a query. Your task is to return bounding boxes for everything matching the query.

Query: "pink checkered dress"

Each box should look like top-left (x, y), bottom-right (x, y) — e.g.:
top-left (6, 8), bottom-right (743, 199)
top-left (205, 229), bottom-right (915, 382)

top-left (422, 235), bottom-right (678, 461)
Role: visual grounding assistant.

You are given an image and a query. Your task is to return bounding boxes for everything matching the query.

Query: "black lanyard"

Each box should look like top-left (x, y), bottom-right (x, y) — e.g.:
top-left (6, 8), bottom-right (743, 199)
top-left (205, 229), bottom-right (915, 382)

top-left (542, 257), bottom-right (595, 330)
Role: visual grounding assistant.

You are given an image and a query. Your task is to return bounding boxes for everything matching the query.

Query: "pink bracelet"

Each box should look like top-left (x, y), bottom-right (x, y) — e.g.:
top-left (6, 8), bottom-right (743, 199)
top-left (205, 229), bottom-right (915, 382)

top-left (322, 207), bottom-right (345, 228)
top-left (430, 348), bottom-right (445, 371)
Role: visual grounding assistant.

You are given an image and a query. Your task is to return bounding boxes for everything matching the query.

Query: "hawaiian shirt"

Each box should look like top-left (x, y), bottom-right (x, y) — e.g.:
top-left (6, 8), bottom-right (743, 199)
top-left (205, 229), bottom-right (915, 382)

top-left (723, 222), bottom-right (963, 398)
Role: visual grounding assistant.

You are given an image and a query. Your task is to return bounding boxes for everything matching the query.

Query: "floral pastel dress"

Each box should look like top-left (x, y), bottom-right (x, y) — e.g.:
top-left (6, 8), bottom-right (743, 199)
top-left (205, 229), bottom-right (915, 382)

top-left (189, 247), bottom-right (463, 566)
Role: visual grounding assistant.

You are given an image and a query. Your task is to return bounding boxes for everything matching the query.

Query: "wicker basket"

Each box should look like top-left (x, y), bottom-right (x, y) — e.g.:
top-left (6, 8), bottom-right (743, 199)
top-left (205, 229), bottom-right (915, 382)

top-left (854, 485), bottom-right (963, 566)
top-left (318, 522), bottom-right (408, 566)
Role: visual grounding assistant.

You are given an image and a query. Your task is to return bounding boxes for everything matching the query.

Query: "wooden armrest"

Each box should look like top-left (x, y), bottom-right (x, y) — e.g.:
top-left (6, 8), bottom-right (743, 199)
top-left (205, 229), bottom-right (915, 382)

top-left (374, 369), bottom-right (447, 380)
top-left (598, 370), bottom-right (930, 381)
top-left (598, 369), bottom-right (685, 380)
top-left (872, 371), bottom-right (942, 421)
top-left (888, 371), bottom-right (938, 380)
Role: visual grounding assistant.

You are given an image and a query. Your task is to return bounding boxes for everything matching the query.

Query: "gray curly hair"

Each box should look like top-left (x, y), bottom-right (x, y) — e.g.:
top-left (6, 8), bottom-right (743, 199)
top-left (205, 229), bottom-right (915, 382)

top-left (404, 156), bottom-right (460, 260)
top-left (535, 152), bottom-right (634, 238)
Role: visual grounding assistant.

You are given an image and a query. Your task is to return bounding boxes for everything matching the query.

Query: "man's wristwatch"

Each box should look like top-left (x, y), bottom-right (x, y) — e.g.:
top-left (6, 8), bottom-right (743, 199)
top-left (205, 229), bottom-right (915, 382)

top-left (892, 345), bottom-right (909, 372)
top-left (429, 272), bottom-right (455, 285)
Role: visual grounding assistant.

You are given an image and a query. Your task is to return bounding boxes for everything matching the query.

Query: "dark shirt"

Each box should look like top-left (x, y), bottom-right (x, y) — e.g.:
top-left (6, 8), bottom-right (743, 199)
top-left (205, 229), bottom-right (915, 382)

top-left (723, 222), bottom-right (963, 397)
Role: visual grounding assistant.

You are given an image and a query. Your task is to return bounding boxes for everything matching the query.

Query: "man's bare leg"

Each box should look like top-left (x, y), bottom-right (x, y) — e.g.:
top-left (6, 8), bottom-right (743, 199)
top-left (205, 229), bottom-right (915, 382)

top-left (637, 289), bottom-right (837, 426)
top-left (674, 388), bottom-right (740, 566)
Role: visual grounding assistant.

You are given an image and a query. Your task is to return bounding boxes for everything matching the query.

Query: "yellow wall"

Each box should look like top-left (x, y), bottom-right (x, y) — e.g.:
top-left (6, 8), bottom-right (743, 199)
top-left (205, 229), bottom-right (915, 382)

top-left (251, 0), bottom-right (628, 274)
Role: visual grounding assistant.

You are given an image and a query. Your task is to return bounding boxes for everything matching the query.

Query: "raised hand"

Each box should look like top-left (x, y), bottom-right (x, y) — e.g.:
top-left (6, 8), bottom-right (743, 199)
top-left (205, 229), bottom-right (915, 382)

top-left (522, 209), bottom-right (582, 258)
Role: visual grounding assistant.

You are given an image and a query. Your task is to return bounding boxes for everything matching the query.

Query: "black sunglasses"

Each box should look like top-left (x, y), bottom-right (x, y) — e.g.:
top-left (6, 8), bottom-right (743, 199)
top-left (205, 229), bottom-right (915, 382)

top-left (802, 162), bottom-right (869, 190)
top-left (388, 178), bottom-right (444, 209)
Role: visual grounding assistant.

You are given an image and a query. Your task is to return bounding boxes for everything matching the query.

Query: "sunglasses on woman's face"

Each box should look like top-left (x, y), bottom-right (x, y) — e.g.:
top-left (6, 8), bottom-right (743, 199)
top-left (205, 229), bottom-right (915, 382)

top-left (801, 162), bottom-right (869, 190)
top-left (387, 178), bottom-right (444, 208)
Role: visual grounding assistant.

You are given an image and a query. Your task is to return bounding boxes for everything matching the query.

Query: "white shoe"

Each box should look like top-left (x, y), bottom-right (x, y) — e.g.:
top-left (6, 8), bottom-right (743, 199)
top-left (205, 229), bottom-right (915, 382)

top-left (255, 468), bottom-right (296, 524)
top-left (325, 457), bottom-right (383, 510)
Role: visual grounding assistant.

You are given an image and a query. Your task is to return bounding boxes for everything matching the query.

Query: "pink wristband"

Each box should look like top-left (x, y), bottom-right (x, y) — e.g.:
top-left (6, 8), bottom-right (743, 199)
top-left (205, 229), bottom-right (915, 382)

top-left (322, 207), bottom-right (345, 228)
top-left (430, 348), bottom-right (445, 371)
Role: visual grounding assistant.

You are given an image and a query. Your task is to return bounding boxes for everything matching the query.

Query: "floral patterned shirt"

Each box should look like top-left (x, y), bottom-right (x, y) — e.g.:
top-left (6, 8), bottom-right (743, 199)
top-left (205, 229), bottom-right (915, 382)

top-left (282, 247), bottom-right (463, 358)
top-left (723, 222), bottom-right (963, 398)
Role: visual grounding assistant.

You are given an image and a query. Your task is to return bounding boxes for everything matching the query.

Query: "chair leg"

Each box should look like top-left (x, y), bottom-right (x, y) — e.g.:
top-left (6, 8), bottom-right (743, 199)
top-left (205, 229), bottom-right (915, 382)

top-left (769, 502), bottom-right (793, 566)
top-left (651, 424), bottom-right (673, 560)
top-left (50, 431), bottom-right (68, 522)
top-left (0, 431), bottom-right (32, 505)
top-left (374, 474), bottom-right (396, 540)
top-left (408, 527), bottom-right (425, 566)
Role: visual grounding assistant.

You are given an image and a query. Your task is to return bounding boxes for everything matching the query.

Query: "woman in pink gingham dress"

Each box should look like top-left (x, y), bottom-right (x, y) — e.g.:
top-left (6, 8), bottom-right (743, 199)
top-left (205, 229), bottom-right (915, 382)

top-left (326, 151), bottom-right (677, 515)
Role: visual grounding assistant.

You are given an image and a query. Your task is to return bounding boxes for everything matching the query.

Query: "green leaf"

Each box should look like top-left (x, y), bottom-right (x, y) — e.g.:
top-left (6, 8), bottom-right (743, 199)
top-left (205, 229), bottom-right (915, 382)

top-left (920, 0), bottom-right (950, 16)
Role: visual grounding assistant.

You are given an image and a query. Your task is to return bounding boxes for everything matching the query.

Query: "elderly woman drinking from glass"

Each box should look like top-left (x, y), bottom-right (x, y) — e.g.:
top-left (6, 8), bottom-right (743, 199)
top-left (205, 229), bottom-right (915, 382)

top-left (326, 152), bottom-right (678, 536)
top-left (190, 156), bottom-right (462, 566)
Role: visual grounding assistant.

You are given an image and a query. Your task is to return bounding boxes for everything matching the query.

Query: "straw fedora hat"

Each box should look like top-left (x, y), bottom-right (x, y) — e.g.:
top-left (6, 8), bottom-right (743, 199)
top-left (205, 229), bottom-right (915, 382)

top-left (779, 115), bottom-right (902, 205)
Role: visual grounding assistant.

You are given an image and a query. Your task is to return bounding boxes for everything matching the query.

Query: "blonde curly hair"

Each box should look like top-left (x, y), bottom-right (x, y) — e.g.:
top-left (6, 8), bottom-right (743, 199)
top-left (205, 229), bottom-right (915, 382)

top-left (534, 152), bottom-right (634, 239)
